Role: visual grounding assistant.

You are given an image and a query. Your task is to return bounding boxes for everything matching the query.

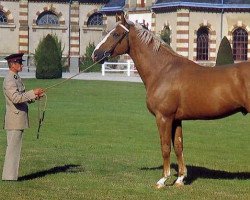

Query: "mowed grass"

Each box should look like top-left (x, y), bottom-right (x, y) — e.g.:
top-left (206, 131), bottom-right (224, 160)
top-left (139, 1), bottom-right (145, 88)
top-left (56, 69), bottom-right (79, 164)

top-left (0, 77), bottom-right (249, 200)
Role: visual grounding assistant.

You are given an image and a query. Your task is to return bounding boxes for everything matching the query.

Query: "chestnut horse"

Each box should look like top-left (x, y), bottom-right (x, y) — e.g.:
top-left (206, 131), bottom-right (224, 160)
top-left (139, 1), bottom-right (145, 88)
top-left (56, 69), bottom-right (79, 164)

top-left (92, 14), bottom-right (250, 188)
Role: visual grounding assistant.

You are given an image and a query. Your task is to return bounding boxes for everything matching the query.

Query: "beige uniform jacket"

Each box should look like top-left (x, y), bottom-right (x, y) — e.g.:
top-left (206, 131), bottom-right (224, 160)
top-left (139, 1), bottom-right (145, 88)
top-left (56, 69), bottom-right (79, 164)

top-left (3, 71), bottom-right (36, 130)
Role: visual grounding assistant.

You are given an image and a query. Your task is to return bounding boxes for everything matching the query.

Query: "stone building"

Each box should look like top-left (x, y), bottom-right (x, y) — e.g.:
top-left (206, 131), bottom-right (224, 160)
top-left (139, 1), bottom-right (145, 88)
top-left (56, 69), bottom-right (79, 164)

top-left (0, 0), bottom-right (114, 72)
top-left (150, 0), bottom-right (250, 66)
top-left (0, 0), bottom-right (250, 72)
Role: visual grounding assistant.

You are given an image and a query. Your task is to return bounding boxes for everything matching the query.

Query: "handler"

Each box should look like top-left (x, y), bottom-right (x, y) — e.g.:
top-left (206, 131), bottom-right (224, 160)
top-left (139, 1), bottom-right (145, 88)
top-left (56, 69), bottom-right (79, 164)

top-left (2, 53), bottom-right (44, 181)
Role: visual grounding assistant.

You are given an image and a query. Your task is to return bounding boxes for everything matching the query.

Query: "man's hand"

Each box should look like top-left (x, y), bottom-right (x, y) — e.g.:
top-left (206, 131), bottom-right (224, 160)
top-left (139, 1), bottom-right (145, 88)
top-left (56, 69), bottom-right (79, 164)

top-left (33, 88), bottom-right (45, 98)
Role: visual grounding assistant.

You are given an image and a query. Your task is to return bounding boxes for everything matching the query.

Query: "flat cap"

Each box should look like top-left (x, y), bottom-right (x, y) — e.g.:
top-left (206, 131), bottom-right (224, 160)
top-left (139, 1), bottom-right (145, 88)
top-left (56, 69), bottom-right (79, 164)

top-left (4, 53), bottom-right (25, 63)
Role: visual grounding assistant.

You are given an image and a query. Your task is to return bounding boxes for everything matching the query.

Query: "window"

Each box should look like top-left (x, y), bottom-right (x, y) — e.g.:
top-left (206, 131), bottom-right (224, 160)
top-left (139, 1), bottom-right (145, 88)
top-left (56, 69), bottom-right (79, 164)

top-left (233, 28), bottom-right (248, 61)
top-left (87, 13), bottom-right (103, 26)
top-left (0, 11), bottom-right (7, 24)
top-left (137, 0), bottom-right (145, 7)
top-left (197, 27), bottom-right (209, 61)
top-left (36, 11), bottom-right (59, 26)
top-left (141, 0), bottom-right (145, 7)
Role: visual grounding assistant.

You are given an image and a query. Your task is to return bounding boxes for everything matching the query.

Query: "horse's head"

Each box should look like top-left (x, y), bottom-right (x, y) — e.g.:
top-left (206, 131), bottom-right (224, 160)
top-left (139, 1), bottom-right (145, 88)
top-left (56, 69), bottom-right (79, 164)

top-left (92, 13), bottom-right (130, 64)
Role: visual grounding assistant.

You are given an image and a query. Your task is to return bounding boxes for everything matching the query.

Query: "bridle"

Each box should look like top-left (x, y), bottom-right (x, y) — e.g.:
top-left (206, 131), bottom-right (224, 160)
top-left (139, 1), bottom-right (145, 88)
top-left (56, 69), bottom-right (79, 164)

top-left (103, 24), bottom-right (130, 58)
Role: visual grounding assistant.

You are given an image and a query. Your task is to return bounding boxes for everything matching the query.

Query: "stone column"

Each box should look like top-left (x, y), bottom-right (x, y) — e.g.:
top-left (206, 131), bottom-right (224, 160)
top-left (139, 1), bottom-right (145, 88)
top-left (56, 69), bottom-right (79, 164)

top-left (176, 9), bottom-right (189, 58)
top-left (19, 0), bottom-right (29, 65)
top-left (69, 1), bottom-right (80, 73)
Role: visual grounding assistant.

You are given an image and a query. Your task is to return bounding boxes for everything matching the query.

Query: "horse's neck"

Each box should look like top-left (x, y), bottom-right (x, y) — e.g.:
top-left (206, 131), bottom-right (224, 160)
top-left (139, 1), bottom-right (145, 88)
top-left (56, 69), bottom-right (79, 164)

top-left (128, 29), bottom-right (173, 87)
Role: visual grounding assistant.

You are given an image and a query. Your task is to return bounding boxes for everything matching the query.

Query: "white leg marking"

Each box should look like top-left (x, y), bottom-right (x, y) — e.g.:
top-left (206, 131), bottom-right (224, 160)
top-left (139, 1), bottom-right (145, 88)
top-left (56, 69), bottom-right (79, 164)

top-left (174, 175), bottom-right (185, 187)
top-left (175, 175), bottom-right (185, 184)
top-left (156, 177), bottom-right (168, 187)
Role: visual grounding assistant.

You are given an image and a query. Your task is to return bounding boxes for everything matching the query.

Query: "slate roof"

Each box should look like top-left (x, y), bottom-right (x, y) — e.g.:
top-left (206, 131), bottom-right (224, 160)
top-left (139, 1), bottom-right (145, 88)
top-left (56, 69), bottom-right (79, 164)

top-left (155, 0), bottom-right (250, 4)
top-left (3, 0), bottom-right (250, 13)
top-left (152, 0), bottom-right (250, 12)
top-left (78, 0), bottom-right (109, 3)
top-left (100, 0), bottom-right (126, 13)
top-left (27, 0), bottom-right (108, 3)
top-left (99, 0), bottom-right (250, 13)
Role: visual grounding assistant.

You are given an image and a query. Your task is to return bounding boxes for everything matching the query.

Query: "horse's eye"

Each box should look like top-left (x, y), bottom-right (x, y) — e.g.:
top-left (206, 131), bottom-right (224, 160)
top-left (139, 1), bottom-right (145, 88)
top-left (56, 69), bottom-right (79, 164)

top-left (113, 33), bottom-right (120, 38)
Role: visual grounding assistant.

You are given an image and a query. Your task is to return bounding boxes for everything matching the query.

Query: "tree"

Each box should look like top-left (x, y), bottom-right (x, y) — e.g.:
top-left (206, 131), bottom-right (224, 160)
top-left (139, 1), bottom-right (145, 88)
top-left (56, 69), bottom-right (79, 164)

top-left (80, 42), bottom-right (101, 72)
top-left (160, 25), bottom-right (171, 45)
top-left (35, 34), bottom-right (63, 79)
top-left (215, 36), bottom-right (234, 66)
top-left (80, 42), bottom-right (120, 72)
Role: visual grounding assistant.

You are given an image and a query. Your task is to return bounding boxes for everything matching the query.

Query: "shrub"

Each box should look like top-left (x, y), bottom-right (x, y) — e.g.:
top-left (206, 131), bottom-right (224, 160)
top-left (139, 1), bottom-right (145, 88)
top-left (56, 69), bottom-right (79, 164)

top-left (80, 42), bottom-right (101, 72)
top-left (215, 36), bottom-right (234, 66)
top-left (160, 25), bottom-right (171, 45)
top-left (80, 42), bottom-right (121, 72)
top-left (35, 34), bottom-right (63, 79)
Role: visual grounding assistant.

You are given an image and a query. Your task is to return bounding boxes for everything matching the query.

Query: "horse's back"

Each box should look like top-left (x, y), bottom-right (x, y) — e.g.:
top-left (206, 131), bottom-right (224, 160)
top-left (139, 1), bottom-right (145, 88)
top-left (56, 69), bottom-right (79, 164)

top-left (178, 62), bottom-right (250, 119)
top-left (149, 61), bottom-right (250, 120)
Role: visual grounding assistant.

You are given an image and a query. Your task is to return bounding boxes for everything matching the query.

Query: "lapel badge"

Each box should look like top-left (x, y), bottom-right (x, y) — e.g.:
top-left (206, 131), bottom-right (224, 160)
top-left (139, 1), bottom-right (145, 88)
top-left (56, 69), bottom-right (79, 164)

top-left (14, 75), bottom-right (17, 79)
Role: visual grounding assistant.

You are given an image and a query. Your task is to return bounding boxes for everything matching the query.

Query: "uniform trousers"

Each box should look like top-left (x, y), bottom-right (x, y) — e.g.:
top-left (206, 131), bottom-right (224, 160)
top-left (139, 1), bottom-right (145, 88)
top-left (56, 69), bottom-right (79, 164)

top-left (2, 130), bottom-right (23, 181)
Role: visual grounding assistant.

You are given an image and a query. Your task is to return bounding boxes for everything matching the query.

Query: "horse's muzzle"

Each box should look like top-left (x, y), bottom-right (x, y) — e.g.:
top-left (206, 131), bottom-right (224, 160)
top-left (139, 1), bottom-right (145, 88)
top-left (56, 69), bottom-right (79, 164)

top-left (92, 50), bottom-right (108, 64)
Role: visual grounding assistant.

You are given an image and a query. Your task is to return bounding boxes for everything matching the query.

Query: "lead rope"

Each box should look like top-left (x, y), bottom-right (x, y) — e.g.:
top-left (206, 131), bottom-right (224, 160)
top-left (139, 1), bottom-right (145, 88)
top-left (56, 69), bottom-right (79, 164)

top-left (37, 93), bottom-right (47, 139)
top-left (44, 56), bottom-right (107, 91)
top-left (36, 56), bottom-right (108, 139)
top-left (35, 23), bottom-right (130, 139)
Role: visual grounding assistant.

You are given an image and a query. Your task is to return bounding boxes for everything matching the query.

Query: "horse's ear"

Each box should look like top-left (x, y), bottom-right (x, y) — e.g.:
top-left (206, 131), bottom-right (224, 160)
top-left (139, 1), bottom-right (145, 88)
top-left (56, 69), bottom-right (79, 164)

top-left (121, 12), bottom-right (126, 25)
top-left (124, 12), bottom-right (128, 19)
top-left (116, 13), bottom-right (121, 22)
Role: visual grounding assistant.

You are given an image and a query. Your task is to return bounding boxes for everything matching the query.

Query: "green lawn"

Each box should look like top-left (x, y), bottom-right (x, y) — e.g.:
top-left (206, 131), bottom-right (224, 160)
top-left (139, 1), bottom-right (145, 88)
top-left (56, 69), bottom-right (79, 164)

top-left (0, 78), bottom-right (249, 200)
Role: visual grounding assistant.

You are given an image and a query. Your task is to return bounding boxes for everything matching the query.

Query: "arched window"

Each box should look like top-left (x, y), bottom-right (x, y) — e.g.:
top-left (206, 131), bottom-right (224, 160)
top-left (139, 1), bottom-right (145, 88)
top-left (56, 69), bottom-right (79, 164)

top-left (36, 11), bottom-right (59, 26)
top-left (197, 27), bottom-right (209, 61)
top-left (87, 13), bottom-right (103, 26)
top-left (233, 28), bottom-right (248, 61)
top-left (0, 11), bottom-right (7, 24)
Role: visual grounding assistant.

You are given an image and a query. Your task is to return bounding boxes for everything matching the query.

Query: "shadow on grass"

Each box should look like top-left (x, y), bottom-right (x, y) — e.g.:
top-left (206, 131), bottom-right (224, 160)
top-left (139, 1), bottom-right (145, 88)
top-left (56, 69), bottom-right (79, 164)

top-left (18, 164), bottom-right (84, 181)
top-left (140, 164), bottom-right (250, 184)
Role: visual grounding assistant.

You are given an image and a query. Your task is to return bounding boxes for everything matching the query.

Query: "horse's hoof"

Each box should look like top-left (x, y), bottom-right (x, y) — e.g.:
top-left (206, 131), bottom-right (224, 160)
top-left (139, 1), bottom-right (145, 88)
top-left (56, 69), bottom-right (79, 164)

top-left (155, 183), bottom-right (165, 189)
top-left (174, 182), bottom-right (184, 187)
top-left (155, 177), bottom-right (168, 189)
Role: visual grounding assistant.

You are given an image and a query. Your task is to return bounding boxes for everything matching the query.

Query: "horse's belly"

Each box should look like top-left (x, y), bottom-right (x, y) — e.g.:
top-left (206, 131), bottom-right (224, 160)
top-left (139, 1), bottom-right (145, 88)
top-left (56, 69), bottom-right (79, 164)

top-left (176, 109), bottom-right (239, 120)
top-left (175, 98), bottom-right (243, 120)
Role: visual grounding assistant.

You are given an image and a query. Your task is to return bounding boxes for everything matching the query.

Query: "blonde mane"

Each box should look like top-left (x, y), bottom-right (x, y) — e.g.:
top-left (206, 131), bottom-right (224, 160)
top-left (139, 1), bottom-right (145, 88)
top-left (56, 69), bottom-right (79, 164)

top-left (134, 23), bottom-right (173, 52)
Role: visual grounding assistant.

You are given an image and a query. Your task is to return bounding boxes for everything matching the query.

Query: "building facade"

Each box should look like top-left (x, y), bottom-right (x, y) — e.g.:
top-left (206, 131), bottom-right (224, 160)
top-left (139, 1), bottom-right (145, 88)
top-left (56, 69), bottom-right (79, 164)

top-left (150, 0), bottom-right (250, 66)
top-left (0, 0), bottom-right (250, 72)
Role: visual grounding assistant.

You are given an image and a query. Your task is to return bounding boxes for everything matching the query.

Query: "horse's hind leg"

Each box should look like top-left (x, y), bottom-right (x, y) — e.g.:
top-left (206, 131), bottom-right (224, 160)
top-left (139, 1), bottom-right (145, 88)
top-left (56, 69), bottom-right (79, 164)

top-left (172, 120), bottom-right (187, 186)
top-left (155, 114), bottom-right (173, 189)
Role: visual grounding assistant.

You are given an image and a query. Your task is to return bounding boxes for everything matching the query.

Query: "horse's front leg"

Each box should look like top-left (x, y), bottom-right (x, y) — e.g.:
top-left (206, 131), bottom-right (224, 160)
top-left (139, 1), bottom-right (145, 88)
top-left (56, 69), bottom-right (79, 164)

top-left (172, 120), bottom-right (187, 187)
top-left (155, 114), bottom-right (173, 189)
